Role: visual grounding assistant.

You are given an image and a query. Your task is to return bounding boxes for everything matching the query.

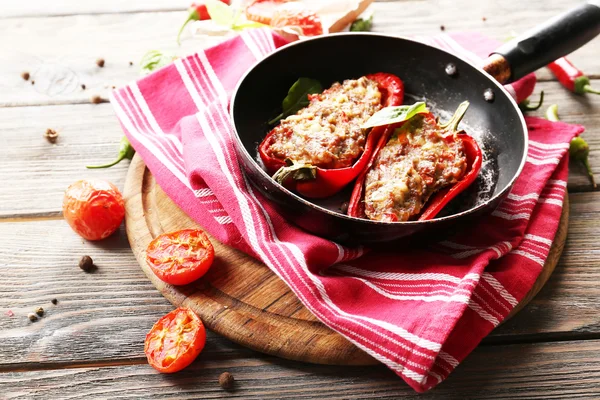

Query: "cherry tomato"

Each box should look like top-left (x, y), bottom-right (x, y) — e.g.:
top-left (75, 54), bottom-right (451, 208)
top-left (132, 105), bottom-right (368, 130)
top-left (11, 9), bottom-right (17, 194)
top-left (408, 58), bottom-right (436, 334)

top-left (146, 229), bottom-right (215, 286)
top-left (245, 0), bottom-right (288, 25)
top-left (145, 307), bottom-right (206, 373)
top-left (271, 3), bottom-right (323, 36)
top-left (62, 179), bottom-right (125, 241)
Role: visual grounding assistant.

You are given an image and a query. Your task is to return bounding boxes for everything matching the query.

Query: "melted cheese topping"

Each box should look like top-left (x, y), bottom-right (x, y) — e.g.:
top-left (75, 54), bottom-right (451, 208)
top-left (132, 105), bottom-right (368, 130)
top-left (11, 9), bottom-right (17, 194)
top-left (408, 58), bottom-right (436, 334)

top-left (266, 77), bottom-right (382, 169)
top-left (364, 114), bottom-right (467, 222)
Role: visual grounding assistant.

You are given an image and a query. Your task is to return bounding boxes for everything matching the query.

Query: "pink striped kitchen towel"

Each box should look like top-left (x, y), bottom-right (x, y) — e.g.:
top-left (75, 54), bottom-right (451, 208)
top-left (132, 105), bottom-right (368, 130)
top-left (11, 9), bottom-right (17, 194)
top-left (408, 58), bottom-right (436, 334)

top-left (111, 29), bottom-right (583, 392)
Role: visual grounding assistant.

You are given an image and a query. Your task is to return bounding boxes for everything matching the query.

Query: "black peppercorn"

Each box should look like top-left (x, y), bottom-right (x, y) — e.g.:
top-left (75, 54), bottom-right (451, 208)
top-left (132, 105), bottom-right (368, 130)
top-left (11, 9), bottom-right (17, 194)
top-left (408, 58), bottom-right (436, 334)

top-left (219, 372), bottom-right (235, 390)
top-left (79, 255), bottom-right (95, 272)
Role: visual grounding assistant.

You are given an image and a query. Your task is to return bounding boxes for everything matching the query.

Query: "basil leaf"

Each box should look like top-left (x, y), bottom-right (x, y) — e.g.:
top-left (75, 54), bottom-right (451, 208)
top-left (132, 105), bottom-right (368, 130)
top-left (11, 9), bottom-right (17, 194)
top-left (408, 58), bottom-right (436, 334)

top-left (205, 0), bottom-right (234, 27)
top-left (268, 78), bottom-right (323, 125)
top-left (350, 16), bottom-right (373, 32)
top-left (362, 102), bottom-right (429, 128)
top-left (140, 50), bottom-right (176, 75)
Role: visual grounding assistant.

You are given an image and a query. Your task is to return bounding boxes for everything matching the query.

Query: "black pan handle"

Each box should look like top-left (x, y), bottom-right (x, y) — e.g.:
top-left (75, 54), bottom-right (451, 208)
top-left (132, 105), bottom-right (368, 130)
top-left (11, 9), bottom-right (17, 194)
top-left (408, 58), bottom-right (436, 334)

top-left (483, 1), bottom-right (600, 84)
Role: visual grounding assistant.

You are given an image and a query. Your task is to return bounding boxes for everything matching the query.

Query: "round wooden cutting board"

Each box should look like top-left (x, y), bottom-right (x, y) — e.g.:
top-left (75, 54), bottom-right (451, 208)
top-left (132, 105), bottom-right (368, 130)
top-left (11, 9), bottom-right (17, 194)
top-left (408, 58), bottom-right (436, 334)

top-left (123, 154), bottom-right (569, 365)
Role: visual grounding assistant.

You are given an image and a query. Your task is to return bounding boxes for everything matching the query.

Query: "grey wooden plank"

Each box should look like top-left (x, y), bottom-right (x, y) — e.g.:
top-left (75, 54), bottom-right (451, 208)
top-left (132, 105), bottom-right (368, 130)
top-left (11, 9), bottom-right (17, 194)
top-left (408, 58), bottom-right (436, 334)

top-left (0, 192), bottom-right (600, 370)
top-left (0, 1), bottom-right (598, 107)
top-left (0, 103), bottom-right (129, 218)
top-left (1, 339), bottom-right (600, 399)
top-left (0, 0), bottom-right (189, 18)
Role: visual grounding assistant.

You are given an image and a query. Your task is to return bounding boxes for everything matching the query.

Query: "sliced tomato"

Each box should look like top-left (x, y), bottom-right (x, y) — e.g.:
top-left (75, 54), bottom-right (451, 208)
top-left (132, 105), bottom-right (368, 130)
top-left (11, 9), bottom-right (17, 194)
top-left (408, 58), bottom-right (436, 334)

top-left (145, 307), bottom-right (206, 373)
top-left (270, 3), bottom-right (323, 36)
top-left (146, 229), bottom-right (215, 286)
top-left (245, 0), bottom-right (288, 25)
top-left (62, 179), bottom-right (125, 241)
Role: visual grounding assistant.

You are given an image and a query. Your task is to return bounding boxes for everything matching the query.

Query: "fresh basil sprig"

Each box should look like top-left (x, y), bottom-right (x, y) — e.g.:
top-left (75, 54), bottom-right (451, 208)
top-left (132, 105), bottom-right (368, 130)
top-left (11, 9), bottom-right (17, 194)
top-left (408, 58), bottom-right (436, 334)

top-left (350, 16), bottom-right (373, 32)
top-left (362, 102), bottom-right (429, 128)
top-left (140, 50), bottom-right (177, 75)
top-left (268, 78), bottom-right (323, 125)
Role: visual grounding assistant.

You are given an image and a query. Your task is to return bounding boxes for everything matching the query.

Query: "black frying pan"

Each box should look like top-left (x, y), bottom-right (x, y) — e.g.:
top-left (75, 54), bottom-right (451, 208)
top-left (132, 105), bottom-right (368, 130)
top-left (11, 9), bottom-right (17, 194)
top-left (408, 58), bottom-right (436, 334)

top-left (230, 2), bottom-right (600, 244)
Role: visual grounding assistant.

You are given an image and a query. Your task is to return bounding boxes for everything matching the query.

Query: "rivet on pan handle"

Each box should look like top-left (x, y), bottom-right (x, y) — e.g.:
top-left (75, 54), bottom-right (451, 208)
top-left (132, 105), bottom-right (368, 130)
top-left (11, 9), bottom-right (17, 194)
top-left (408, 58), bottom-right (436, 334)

top-left (481, 1), bottom-right (600, 84)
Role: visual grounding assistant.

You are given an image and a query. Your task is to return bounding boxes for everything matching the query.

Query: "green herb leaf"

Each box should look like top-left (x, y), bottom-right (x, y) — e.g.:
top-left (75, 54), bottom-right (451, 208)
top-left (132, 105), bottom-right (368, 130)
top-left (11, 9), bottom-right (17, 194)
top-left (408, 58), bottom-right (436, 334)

top-left (350, 16), bottom-right (373, 32)
top-left (362, 102), bottom-right (429, 128)
top-left (268, 78), bottom-right (323, 125)
top-left (233, 21), bottom-right (269, 31)
top-left (205, 0), bottom-right (235, 27)
top-left (140, 50), bottom-right (177, 75)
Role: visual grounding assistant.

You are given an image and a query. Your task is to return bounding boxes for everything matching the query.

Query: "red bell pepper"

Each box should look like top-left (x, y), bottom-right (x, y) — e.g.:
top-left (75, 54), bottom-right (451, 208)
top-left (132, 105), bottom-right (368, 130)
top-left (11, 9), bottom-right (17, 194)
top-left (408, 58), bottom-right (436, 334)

top-left (259, 73), bottom-right (404, 199)
top-left (348, 101), bottom-right (482, 221)
top-left (417, 133), bottom-right (482, 220)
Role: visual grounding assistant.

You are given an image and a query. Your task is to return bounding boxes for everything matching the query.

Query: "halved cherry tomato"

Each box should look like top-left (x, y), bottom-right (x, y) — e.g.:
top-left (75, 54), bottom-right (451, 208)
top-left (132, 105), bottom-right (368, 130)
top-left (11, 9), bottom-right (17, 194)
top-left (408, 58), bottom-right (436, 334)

top-left (145, 307), bottom-right (206, 373)
top-left (62, 179), bottom-right (125, 241)
top-left (146, 229), bottom-right (215, 286)
top-left (245, 0), bottom-right (288, 25)
top-left (270, 3), bottom-right (323, 36)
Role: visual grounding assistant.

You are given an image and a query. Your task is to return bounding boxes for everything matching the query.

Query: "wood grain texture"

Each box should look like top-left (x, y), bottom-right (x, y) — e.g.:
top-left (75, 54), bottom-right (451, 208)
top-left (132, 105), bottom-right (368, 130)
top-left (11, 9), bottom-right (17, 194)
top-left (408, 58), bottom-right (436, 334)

top-left (0, 80), bottom-right (596, 218)
top-left (0, 1), bottom-right (598, 107)
top-left (0, 193), bottom-right (596, 371)
top-left (0, 104), bottom-right (130, 218)
top-left (123, 157), bottom-right (376, 366)
top-left (123, 155), bottom-right (568, 364)
top-left (2, 339), bottom-right (600, 399)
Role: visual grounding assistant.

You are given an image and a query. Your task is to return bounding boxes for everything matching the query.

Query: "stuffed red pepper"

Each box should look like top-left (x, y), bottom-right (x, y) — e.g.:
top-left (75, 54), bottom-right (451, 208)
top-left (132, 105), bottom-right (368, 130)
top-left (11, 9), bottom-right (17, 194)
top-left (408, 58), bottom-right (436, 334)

top-left (258, 73), bottom-right (404, 198)
top-left (348, 101), bottom-right (482, 221)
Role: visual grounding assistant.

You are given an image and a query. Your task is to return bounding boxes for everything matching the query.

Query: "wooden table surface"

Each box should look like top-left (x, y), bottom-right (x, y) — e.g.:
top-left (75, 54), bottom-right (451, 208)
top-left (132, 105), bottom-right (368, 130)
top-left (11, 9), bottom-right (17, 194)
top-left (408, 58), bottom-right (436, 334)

top-left (1, 0), bottom-right (600, 398)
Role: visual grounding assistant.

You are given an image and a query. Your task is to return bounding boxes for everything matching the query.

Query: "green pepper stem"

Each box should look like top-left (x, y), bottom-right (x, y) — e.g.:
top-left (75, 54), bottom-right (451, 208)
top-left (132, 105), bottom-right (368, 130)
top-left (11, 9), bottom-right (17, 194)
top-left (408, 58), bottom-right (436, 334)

top-left (439, 101), bottom-right (470, 132)
top-left (545, 104), bottom-right (560, 122)
top-left (272, 159), bottom-right (317, 185)
top-left (86, 153), bottom-right (126, 169)
top-left (177, 10), bottom-right (199, 46)
top-left (583, 158), bottom-right (597, 188)
top-left (520, 91), bottom-right (545, 111)
top-left (583, 85), bottom-right (600, 95)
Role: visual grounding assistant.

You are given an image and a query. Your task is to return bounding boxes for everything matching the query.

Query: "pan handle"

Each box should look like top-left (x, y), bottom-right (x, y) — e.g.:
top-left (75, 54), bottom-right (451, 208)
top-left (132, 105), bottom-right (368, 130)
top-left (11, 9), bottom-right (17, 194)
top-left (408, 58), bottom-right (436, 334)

top-left (482, 1), bottom-right (600, 84)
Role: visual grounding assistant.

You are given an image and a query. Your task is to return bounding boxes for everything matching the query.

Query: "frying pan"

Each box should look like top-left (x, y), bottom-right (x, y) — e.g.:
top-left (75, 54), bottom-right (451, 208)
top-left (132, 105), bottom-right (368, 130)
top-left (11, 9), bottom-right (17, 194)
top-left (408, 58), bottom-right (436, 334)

top-left (230, 2), bottom-right (600, 244)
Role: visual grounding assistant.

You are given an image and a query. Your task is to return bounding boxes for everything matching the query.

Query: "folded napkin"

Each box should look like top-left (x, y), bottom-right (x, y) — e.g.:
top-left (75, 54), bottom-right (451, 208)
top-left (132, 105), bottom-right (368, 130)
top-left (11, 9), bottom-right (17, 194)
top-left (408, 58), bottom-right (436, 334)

top-left (111, 29), bottom-right (583, 392)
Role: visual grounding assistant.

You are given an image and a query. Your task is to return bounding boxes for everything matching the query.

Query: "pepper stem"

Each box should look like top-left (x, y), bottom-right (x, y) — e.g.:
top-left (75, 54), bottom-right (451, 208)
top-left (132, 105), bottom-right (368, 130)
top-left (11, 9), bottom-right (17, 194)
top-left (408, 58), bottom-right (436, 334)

top-left (86, 154), bottom-right (126, 169)
top-left (520, 91), bottom-right (545, 111)
top-left (439, 101), bottom-right (470, 132)
top-left (272, 158), bottom-right (317, 185)
top-left (177, 11), bottom-right (198, 46)
top-left (583, 158), bottom-right (597, 188)
top-left (583, 85), bottom-right (600, 95)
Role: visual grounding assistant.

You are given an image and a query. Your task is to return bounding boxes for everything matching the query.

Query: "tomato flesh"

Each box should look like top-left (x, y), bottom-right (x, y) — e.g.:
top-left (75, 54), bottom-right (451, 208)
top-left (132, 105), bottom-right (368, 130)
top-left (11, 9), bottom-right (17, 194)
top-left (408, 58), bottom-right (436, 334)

top-left (245, 0), bottom-right (288, 25)
top-left (270, 3), bottom-right (323, 36)
top-left (145, 307), bottom-right (206, 373)
top-left (62, 179), bottom-right (125, 241)
top-left (146, 229), bottom-right (215, 286)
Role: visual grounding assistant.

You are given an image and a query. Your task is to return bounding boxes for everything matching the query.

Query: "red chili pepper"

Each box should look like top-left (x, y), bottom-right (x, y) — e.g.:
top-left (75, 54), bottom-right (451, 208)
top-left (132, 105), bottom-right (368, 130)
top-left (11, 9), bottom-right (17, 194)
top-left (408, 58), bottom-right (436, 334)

top-left (259, 73), bottom-right (404, 199)
top-left (177, 1), bottom-right (232, 45)
top-left (348, 102), bottom-right (482, 221)
top-left (548, 57), bottom-right (600, 95)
